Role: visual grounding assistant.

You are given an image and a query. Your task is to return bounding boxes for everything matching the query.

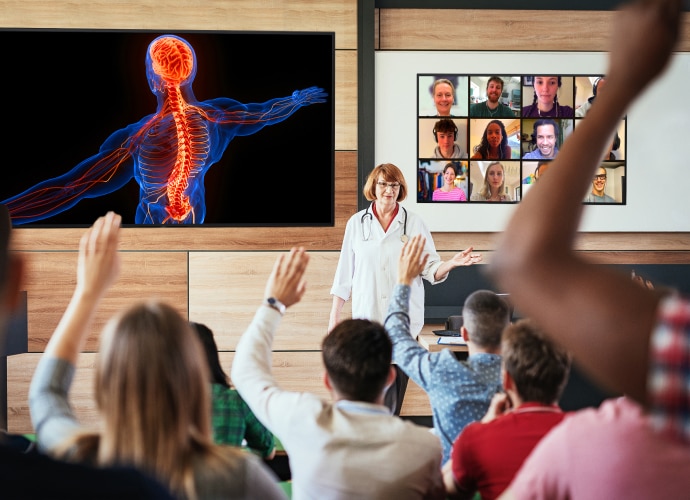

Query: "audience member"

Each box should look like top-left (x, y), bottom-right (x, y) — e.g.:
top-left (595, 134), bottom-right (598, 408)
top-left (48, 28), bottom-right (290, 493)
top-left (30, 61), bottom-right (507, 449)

top-left (383, 234), bottom-right (508, 463)
top-left (470, 120), bottom-right (512, 160)
top-left (492, 1), bottom-right (690, 497)
top-left (190, 321), bottom-right (276, 459)
top-left (29, 212), bottom-right (286, 500)
top-left (522, 76), bottom-right (574, 117)
top-left (432, 163), bottom-right (467, 201)
top-left (232, 246), bottom-right (446, 499)
top-left (470, 162), bottom-right (513, 202)
top-left (443, 318), bottom-right (571, 500)
top-left (432, 119), bottom-right (467, 159)
top-left (583, 166), bottom-right (615, 203)
top-left (522, 119), bottom-right (559, 159)
top-left (330, 162), bottom-right (482, 415)
top-left (575, 76), bottom-right (606, 117)
top-left (470, 76), bottom-right (514, 118)
top-left (0, 207), bottom-right (175, 499)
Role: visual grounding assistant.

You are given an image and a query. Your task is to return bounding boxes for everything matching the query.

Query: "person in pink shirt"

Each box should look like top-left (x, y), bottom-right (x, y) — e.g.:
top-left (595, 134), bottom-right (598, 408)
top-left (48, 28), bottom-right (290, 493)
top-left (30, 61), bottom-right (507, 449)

top-left (432, 163), bottom-right (467, 201)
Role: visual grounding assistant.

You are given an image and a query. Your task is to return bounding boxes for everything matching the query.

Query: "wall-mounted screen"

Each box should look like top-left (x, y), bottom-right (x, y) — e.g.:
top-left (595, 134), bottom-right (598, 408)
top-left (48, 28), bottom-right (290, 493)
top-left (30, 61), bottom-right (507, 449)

top-left (376, 51), bottom-right (688, 232)
top-left (1, 29), bottom-right (334, 227)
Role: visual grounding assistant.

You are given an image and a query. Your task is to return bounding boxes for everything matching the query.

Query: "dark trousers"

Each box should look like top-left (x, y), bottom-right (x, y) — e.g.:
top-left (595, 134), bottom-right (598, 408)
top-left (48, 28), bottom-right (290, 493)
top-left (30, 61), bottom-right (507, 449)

top-left (384, 365), bottom-right (409, 416)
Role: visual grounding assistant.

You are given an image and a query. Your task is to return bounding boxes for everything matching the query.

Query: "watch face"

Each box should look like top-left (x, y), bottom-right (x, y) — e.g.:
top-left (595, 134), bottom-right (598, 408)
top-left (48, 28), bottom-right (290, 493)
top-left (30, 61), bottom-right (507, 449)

top-left (267, 297), bottom-right (286, 313)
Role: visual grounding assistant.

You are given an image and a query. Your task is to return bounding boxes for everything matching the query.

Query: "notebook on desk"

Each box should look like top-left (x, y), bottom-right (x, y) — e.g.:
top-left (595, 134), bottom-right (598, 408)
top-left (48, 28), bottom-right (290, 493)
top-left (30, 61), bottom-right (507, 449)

top-left (437, 336), bottom-right (467, 345)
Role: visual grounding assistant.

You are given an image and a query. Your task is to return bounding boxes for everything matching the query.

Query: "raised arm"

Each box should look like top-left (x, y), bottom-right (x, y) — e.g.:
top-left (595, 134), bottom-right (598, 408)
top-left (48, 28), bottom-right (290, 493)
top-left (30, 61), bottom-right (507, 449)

top-left (44, 211), bottom-right (122, 362)
top-left (29, 212), bottom-right (122, 451)
top-left (231, 247), bottom-right (309, 434)
top-left (489, 0), bottom-right (682, 404)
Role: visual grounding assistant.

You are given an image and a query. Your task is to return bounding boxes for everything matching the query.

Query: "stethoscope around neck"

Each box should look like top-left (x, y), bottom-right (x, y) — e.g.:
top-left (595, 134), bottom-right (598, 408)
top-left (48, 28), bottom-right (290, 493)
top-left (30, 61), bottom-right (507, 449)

top-left (361, 203), bottom-right (408, 242)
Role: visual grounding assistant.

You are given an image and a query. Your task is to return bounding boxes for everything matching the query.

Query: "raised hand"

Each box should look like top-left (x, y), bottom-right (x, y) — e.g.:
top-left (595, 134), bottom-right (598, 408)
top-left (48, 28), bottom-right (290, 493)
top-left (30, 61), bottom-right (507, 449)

top-left (76, 211), bottom-right (122, 301)
top-left (264, 247), bottom-right (310, 309)
top-left (606, 0), bottom-right (682, 100)
top-left (398, 234), bottom-right (429, 286)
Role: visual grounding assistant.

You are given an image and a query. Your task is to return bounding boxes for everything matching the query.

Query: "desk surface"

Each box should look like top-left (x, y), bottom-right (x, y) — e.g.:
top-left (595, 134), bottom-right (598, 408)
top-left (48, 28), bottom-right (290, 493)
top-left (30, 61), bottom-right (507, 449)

top-left (417, 324), bottom-right (468, 353)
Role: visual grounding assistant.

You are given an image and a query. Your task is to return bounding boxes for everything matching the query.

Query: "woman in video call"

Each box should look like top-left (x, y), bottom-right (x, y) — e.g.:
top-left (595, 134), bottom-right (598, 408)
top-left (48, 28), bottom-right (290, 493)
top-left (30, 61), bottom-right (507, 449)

top-left (522, 76), bottom-right (574, 118)
top-left (432, 163), bottom-right (467, 201)
top-left (430, 78), bottom-right (456, 116)
top-left (470, 161), bottom-right (512, 202)
top-left (470, 120), bottom-right (512, 160)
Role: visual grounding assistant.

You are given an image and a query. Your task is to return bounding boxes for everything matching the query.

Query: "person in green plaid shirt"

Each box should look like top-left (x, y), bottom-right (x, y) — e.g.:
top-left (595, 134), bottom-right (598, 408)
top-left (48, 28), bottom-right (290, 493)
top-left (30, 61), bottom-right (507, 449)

top-left (191, 322), bottom-right (276, 459)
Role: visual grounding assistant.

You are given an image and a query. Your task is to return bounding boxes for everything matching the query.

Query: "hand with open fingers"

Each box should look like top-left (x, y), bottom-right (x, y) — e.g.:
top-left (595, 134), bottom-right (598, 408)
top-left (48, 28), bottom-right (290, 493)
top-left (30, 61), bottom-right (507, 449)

top-left (450, 247), bottom-right (483, 268)
top-left (76, 211), bottom-right (122, 300)
top-left (398, 234), bottom-right (429, 286)
top-left (264, 247), bottom-right (309, 309)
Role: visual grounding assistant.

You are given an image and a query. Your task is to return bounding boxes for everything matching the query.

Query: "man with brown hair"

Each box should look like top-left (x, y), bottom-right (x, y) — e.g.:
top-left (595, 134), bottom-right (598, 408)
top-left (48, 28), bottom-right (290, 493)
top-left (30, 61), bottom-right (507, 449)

top-left (232, 246), bottom-right (445, 499)
top-left (443, 318), bottom-right (571, 500)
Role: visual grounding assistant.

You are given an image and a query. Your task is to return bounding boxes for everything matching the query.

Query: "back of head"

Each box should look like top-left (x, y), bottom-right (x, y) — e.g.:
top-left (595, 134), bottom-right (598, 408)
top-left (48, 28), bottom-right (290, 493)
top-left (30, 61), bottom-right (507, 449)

top-left (462, 290), bottom-right (511, 348)
top-left (190, 321), bottom-right (230, 387)
top-left (322, 319), bottom-right (392, 402)
top-left (502, 318), bottom-right (571, 404)
top-left (95, 300), bottom-right (214, 488)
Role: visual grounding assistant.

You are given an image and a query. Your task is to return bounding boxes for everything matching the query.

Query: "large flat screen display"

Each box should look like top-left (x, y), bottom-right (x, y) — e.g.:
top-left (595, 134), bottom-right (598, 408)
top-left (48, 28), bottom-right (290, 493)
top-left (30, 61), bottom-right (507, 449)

top-left (376, 51), bottom-right (689, 232)
top-left (0, 29), bottom-right (335, 227)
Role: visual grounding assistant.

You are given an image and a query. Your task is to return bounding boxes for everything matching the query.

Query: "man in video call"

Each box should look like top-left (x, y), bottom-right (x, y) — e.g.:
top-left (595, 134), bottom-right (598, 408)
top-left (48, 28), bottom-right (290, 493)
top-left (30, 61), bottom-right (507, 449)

top-left (584, 166), bottom-right (616, 203)
top-left (523, 119), bottom-right (559, 160)
top-left (469, 76), bottom-right (514, 118)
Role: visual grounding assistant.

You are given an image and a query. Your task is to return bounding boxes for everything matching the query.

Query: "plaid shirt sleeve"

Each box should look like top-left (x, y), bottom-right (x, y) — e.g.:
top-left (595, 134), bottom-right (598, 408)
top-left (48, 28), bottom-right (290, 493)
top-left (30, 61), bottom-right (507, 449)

top-left (648, 294), bottom-right (690, 444)
top-left (211, 384), bottom-right (275, 457)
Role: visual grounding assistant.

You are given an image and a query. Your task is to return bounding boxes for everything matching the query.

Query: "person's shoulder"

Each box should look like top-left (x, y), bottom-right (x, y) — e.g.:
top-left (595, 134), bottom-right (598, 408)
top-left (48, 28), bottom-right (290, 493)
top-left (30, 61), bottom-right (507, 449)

top-left (0, 445), bottom-right (174, 499)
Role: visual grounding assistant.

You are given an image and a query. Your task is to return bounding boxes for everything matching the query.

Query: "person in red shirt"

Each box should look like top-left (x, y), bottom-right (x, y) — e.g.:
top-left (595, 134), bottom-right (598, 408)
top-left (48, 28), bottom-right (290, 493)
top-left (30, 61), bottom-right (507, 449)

top-left (443, 318), bottom-right (571, 500)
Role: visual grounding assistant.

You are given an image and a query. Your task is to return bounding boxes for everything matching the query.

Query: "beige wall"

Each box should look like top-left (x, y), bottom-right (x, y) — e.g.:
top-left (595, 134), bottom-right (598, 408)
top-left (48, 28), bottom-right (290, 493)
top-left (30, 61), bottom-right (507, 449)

top-left (3, 1), bottom-right (690, 433)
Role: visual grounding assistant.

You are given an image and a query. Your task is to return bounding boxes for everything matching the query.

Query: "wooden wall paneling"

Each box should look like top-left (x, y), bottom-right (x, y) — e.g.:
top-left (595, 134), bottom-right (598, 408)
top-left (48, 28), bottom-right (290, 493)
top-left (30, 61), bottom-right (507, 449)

top-left (378, 9), bottom-right (690, 52)
top-left (429, 232), bottom-right (690, 253)
top-left (336, 50), bottom-right (358, 151)
top-left (0, 0), bottom-right (358, 49)
top-left (21, 251), bottom-right (188, 352)
top-left (189, 251), bottom-right (351, 351)
top-left (7, 353), bottom-right (99, 435)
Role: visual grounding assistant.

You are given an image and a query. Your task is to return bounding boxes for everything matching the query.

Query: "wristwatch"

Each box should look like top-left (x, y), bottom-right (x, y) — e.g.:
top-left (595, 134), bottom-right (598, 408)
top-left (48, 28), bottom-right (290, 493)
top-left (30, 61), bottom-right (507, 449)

top-left (264, 297), bottom-right (286, 315)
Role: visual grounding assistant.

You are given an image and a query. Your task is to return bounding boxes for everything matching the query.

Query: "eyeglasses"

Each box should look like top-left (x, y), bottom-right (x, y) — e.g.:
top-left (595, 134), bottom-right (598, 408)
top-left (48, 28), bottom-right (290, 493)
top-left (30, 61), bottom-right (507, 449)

top-left (377, 181), bottom-right (401, 190)
top-left (594, 174), bottom-right (607, 180)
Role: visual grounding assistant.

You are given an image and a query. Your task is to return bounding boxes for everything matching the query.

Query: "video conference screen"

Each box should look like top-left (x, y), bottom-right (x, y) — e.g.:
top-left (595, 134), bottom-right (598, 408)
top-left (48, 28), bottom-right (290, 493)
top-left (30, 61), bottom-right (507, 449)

top-left (0, 29), bottom-right (335, 227)
top-left (417, 74), bottom-right (626, 205)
